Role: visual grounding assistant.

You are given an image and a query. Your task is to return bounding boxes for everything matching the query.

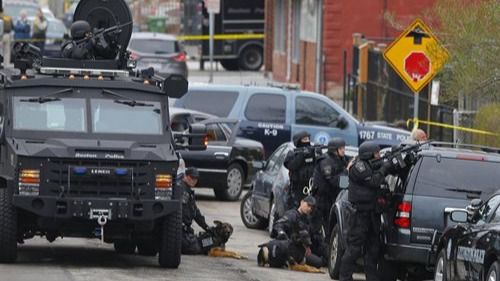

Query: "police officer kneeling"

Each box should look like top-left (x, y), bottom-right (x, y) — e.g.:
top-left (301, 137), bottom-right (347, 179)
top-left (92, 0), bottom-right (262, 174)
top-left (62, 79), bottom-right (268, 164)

top-left (272, 196), bottom-right (323, 268)
top-left (339, 141), bottom-right (392, 281)
top-left (179, 167), bottom-right (213, 254)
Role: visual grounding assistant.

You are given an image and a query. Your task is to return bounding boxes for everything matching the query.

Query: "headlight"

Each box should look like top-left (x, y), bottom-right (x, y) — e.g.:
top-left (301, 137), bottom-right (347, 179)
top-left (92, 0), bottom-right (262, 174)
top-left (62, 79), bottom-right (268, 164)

top-left (155, 174), bottom-right (173, 200)
top-left (19, 169), bottom-right (40, 196)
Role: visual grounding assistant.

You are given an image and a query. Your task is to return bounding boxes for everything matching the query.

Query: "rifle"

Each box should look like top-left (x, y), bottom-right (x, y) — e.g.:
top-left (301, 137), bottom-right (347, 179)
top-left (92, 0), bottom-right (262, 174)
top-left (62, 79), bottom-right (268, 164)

top-left (370, 141), bottom-right (430, 169)
top-left (74, 21), bottom-right (133, 45)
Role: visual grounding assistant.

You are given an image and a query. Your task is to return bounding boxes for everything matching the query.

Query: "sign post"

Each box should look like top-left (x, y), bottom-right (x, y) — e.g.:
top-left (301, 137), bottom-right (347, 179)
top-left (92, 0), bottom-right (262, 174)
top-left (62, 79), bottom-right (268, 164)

top-left (205, 0), bottom-right (220, 83)
top-left (383, 19), bottom-right (449, 128)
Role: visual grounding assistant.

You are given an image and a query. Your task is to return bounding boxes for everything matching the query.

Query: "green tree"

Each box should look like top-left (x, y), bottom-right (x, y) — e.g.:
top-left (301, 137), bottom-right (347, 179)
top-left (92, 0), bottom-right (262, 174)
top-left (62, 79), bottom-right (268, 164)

top-left (472, 103), bottom-right (500, 147)
top-left (431, 0), bottom-right (499, 103)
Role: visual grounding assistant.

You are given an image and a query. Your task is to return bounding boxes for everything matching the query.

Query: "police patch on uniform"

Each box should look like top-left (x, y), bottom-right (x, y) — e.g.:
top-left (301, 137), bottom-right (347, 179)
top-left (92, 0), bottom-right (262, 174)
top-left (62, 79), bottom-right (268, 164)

top-left (355, 161), bottom-right (367, 172)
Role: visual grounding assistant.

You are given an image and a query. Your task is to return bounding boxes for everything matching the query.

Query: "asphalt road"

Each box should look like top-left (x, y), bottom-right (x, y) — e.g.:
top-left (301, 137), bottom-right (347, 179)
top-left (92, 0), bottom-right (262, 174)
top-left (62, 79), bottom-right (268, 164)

top-left (0, 190), bottom-right (344, 281)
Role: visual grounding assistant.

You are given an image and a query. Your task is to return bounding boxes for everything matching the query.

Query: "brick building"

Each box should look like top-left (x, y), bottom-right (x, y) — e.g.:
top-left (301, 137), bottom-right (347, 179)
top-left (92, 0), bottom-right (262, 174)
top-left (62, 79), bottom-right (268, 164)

top-left (264, 0), bottom-right (436, 101)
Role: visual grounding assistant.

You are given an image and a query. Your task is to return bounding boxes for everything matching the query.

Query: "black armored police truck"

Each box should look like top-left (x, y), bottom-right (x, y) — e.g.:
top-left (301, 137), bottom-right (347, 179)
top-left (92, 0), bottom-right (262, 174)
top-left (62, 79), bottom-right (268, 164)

top-left (0, 0), bottom-right (205, 268)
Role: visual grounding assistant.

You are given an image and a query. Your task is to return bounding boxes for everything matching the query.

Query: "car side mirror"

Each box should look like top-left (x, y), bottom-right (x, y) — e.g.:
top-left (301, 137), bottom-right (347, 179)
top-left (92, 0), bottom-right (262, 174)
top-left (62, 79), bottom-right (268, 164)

top-left (450, 210), bottom-right (469, 223)
top-left (174, 123), bottom-right (207, 151)
top-left (336, 116), bottom-right (348, 129)
top-left (252, 160), bottom-right (266, 170)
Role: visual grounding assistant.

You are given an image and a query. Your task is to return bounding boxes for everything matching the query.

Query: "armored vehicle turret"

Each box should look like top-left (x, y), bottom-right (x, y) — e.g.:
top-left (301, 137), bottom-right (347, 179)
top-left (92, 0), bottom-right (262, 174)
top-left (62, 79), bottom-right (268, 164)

top-left (0, 0), bottom-right (204, 268)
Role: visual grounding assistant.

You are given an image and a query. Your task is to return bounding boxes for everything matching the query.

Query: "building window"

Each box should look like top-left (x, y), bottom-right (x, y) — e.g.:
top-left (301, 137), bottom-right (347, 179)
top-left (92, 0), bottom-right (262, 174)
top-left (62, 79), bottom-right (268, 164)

top-left (273, 0), bottom-right (286, 52)
top-left (292, 0), bottom-right (301, 62)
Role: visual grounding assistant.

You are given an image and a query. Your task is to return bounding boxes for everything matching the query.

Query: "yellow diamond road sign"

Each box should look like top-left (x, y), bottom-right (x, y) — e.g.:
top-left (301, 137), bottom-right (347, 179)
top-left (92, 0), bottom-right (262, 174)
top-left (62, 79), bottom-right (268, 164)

top-left (383, 18), bottom-right (449, 93)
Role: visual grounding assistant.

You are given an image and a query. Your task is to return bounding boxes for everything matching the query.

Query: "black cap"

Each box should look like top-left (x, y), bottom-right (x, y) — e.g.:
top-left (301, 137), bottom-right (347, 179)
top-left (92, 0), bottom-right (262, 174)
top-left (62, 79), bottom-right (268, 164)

top-left (185, 167), bottom-right (199, 179)
top-left (302, 195), bottom-right (316, 206)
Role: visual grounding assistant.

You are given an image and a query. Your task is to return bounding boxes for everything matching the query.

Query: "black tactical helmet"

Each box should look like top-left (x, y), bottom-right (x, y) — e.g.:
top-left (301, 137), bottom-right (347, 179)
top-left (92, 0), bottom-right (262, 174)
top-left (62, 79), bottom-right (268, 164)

top-left (70, 20), bottom-right (91, 39)
top-left (328, 137), bottom-right (346, 154)
top-left (293, 131), bottom-right (310, 147)
top-left (358, 141), bottom-right (381, 160)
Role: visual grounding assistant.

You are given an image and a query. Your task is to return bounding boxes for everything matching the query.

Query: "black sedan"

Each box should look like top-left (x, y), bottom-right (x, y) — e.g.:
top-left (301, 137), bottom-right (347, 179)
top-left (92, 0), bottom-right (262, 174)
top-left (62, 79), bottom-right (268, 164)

top-left (434, 192), bottom-right (500, 281)
top-left (178, 118), bottom-right (265, 201)
top-left (240, 142), bottom-right (357, 232)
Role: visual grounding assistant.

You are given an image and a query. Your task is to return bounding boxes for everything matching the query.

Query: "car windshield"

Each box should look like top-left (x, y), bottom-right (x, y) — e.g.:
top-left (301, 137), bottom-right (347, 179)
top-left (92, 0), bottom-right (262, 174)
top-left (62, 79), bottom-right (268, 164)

top-left (91, 99), bottom-right (163, 135)
top-left (13, 97), bottom-right (86, 132)
top-left (129, 39), bottom-right (178, 54)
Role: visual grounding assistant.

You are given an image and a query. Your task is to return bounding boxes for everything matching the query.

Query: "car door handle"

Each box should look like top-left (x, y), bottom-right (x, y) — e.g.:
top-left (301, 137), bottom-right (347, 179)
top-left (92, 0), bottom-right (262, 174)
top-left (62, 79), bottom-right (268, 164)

top-left (214, 152), bottom-right (229, 158)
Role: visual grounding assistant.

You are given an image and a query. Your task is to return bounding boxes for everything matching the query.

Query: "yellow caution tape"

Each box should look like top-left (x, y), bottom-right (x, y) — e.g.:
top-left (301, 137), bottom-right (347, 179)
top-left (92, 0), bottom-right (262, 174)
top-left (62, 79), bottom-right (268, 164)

top-left (407, 118), bottom-right (500, 136)
top-left (176, 33), bottom-right (264, 41)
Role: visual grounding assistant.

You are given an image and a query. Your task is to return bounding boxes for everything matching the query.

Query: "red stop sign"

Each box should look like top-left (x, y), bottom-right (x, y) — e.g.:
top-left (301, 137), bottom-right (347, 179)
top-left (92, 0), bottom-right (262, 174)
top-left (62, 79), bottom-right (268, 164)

top-left (404, 52), bottom-right (430, 82)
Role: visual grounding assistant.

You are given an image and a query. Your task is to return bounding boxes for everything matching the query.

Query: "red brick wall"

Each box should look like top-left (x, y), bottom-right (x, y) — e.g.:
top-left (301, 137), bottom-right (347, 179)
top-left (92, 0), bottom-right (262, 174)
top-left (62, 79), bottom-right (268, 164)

top-left (322, 0), bottom-right (436, 86)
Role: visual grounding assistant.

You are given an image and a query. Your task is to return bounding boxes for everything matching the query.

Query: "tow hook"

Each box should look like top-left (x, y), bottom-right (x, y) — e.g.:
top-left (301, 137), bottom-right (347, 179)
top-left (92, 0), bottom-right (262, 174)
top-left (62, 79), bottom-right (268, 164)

top-left (97, 215), bottom-right (107, 243)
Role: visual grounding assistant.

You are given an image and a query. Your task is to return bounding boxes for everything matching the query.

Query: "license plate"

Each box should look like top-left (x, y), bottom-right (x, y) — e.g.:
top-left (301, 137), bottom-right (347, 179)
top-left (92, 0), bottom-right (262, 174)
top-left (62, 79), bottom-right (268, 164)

top-left (89, 209), bottom-right (112, 220)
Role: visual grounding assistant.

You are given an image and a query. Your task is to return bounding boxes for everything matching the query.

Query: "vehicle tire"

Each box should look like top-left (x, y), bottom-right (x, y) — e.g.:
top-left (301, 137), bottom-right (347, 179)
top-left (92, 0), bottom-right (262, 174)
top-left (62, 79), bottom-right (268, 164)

top-left (238, 46), bottom-right (263, 71)
top-left (158, 210), bottom-right (182, 268)
top-left (434, 249), bottom-right (449, 281)
top-left (0, 187), bottom-right (17, 263)
top-left (268, 198), bottom-right (277, 235)
top-left (487, 261), bottom-right (500, 281)
top-left (240, 191), bottom-right (266, 229)
top-left (220, 59), bottom-right (239, 71)
top-left (328, 225), bottom-right (343, 280)
top-left (114, 240), bottom-right (136, 254)
top-left (214, 163), bottom-right (244, 201)
top-left (137, 240), bottom-right (158, 256)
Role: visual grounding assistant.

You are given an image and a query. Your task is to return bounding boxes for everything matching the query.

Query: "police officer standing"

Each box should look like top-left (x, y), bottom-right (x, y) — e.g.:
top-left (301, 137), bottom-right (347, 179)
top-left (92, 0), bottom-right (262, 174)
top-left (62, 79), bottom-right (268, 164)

top-left (178, 167), bottom-right (211, 254)
top-left (312, 137), bottom-right (349, 238)
top-left (284, 131), bottom-right (316, 209)
top-left (339, 141), bottom-right (391, 281)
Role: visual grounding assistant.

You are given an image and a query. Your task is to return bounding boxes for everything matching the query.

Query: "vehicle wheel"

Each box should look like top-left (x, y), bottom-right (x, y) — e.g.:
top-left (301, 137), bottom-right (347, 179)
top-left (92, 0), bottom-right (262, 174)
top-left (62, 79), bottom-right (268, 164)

top-left (487, 261), bottom-right (499, 281)
top-left (214, 163), bottom-right (244, 201)
top-left (220, 59), bottom-right (239, 71)
top-left (137, 240), bottom-right (158, 256)
top-left (268, 199), bottom-right (277, 235)
top-left (114, 240), bottom-right (136, 254)
top-left (240, 191), bottom-right (266, 229)
top-left (434, 249), bottom-right (449, 281)
top-left (328, 225), bottom-right (343, 280)
top-left (238, 46), bottom-right (263, 71)
top-left (0, 188), bottom-right (17, 263)
top-left (158, 210), bottom-right (182, 268)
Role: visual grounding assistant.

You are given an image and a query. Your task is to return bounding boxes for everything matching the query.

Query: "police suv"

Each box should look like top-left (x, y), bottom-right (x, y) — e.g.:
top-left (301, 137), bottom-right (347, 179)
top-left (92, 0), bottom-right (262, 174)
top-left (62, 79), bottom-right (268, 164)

top-left (433, 192), bottom-right (500, 281)
top-left (174, 84), bottom-right (411, 157)
top-left (0, 0), bottom-right (205, 268)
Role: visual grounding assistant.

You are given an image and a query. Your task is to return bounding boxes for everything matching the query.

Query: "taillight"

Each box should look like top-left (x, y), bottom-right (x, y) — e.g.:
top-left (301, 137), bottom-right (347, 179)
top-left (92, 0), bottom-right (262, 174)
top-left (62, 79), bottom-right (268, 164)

top-left (456, 154), bottom-right (487, 161)
top-left (203, 135), bottom-right (209, 147)
top-left (394, 201), bottom-right (412, 229)
top-left (174, 52), bottom-right (186, 62)
top-left (19, 169), bottom-right (40, 196)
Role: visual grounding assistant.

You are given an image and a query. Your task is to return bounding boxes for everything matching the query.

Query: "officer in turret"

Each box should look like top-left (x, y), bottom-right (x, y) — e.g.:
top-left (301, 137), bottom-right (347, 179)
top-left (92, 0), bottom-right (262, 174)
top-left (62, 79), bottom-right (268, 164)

top-left (61, 20), bottom-right (94, 60)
